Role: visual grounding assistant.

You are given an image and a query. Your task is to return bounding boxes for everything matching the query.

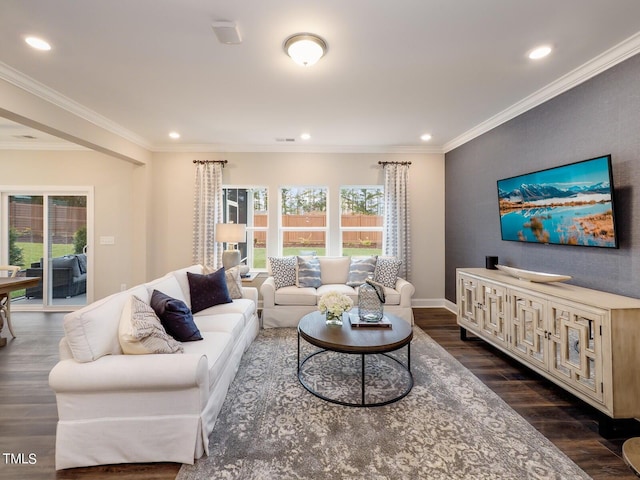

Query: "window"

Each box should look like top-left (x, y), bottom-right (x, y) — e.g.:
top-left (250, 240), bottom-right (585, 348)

top-left (279, 187), bottom-right (327, 256)
top-left (222, 187), bottom-right (268, 268)
top-left (340, 186), bottom-right (384, 256)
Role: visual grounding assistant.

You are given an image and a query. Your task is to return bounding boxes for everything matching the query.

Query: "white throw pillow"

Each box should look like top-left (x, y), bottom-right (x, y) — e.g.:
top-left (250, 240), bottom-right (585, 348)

top-left (118, 295), bottom-right (184, 355)
top-left (63, 285), bottom-right (148, 362)
top-left (318, 256), bottom-right (351, 285)
top-left (225, 266), bottom-right (243, 299)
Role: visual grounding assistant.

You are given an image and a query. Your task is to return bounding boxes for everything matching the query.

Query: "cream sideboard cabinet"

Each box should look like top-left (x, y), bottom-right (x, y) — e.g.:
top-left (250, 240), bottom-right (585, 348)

top-left (456, 267), bottom-right (640, 435)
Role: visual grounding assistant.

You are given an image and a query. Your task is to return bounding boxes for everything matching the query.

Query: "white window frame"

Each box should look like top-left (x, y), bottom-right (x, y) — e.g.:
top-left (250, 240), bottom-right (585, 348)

top-left (278, 186), bottom-right (329, 256)
top-left (222, 186), bottom-right (268, 270)
top-left (339, 185), bottom-right (384, 256)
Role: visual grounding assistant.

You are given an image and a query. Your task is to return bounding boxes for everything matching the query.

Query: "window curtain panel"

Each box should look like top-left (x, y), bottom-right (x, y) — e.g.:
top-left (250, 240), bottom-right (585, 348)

top-left (382, 163), bottom-right (411, 281)
top-left (192, 162), bottom-right (224, 270)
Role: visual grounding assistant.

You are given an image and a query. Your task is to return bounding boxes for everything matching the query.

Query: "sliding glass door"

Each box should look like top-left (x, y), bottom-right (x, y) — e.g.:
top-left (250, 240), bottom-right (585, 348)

top-left (2, 189), bottom-right (91, 310)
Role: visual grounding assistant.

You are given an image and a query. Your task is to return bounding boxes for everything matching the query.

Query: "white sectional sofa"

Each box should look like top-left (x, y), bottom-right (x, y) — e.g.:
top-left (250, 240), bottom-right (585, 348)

top-left (261, 256), bottom-right (415, 328)
top-left (48, 264), bottom-right (259, 470)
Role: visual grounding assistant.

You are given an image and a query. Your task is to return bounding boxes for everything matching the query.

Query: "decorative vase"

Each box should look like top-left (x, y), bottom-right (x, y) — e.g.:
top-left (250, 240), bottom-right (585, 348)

top-left (325, 311), bottom-right (343, 326)
top-left (358, 280), bottom-right (385, 322)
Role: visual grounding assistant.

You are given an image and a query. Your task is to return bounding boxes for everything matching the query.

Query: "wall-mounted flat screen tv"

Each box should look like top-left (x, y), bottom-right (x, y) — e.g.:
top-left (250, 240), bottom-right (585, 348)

top-left (497, 155), bottom-right (618, 248)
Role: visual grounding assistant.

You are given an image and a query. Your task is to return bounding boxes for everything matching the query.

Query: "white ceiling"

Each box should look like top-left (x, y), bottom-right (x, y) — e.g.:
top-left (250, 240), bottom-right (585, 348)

top-left (1, 0), bottom-right (640, 153)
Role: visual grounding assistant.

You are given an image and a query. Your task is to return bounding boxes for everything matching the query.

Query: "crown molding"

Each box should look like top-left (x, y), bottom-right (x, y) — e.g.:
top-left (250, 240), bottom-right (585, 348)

top-left (0, 61), bottom-right (152, 150)
top-left (3, 27), bottom-right (639, 158)
top-left (152, 142), bottom-right (445, 155)
top-left (443, 31), bottom-right (640, 153)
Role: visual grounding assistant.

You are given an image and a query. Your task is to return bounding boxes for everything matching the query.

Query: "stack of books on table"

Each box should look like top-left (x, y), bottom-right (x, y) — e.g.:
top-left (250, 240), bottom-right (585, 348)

top-left (348, 312), bottom-right (392, 328)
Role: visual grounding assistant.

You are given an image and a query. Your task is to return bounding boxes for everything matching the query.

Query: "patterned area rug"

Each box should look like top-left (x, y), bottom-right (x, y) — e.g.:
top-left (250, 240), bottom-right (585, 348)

top-left (177, 327), bottom-right (591, 480)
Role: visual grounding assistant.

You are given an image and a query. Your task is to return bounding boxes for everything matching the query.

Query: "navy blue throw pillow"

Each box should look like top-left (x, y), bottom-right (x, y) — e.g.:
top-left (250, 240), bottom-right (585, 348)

top-left (150, 290), bottom-right (203, 342)
top-left (187, 268), bottom-right (233, 314)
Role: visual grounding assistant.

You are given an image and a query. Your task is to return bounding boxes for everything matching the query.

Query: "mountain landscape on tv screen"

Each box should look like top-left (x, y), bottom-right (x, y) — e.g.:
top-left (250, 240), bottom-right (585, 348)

top-left (497, 157), bottom-right (617, 248)
top-left (498, 181), bottom-right (611, 204)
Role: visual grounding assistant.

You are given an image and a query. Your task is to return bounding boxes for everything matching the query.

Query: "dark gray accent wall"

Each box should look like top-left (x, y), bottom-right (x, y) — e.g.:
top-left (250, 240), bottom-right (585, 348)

top-left (445, 53), bottom-right (640, 302)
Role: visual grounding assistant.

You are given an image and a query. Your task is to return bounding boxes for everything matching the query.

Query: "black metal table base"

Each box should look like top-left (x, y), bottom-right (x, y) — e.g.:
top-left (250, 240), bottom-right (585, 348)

top-left (297, 335), bottom-right (413, 407)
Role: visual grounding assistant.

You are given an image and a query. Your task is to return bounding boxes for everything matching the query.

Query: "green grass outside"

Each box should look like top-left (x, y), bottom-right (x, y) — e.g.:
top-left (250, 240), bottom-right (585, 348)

top-left (252, 247), bottom-right (382, 269)
top-left (16, 242), bottom-right (380, 271)
top-left (10, 242), bottom-right (75, 299)
top-left (17, 242), bottom-right (380, 272)
top-left (15, 242), bottom-right (75, 269)
top-left (15, 243), bottom-right (379, 271)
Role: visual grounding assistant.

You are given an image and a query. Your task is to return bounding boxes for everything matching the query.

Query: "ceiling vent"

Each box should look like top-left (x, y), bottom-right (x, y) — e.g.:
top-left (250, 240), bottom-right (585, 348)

top-left (212, 21), bottom-right (242, 45)
top-left (13, 134), bottom-right (37, 139)
top-left (275, 138), bottom-right (296, 142)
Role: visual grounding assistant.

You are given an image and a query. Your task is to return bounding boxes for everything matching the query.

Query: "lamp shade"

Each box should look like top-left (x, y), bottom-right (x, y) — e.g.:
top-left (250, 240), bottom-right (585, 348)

top-left (215, 223), bottom-right (246, 243)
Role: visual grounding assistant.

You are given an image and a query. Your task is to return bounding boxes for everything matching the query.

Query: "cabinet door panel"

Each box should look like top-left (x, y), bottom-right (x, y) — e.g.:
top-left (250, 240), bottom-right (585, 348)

top-left (510, 294), bottom-right (547, 369)
top-left (458, 275), bottom-right (481, 331)
top-left (548, 304), bottom-right (604, 402)
top-left (479, 283), bottom-right (507, 346)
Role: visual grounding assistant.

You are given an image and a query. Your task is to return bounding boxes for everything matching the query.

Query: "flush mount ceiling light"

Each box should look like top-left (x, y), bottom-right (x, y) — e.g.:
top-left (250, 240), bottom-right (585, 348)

top-left (284, 33), bottom-right (327, 66)
top-left (528, 45), bottom-right (552, 60)
top-left (168, 131), bottom-right (180, 139)
top-left (420, 133), bottom-right (432, 142)
top-left (300, 133), bottom-right (311, 140)
top-left (25, 36), bottom-right (51, 51)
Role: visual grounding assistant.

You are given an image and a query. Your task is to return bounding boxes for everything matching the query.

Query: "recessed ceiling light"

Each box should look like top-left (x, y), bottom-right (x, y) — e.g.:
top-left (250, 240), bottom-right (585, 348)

top-left (528, 45), bottom-right (552, 60)
top-left (25, 36), bottom-right (51, 51)
top-left (300, 133), bottom-right (311, 140)
top-left (169, 131), bottom-right (180, 139)
top-left (420, 133), bottom-right (432, 142)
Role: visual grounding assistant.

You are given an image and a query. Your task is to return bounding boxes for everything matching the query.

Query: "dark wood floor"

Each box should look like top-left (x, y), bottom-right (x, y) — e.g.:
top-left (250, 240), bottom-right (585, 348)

top-left (0, 309), bottom-right (636, 479)
top-left (414, 308), bottom-right (637, 480)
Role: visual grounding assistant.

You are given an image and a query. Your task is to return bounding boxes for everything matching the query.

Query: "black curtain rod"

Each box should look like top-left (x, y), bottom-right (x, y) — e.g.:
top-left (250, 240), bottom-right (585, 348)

top-left (193, 160), bottom-right (228, 166)
top-left (378, 161), bottom-right (412, 166)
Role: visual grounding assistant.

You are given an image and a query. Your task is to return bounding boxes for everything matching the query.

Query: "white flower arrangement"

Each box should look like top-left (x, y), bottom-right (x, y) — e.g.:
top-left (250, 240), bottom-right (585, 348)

top-left (318, 291), bottom-right (354, 317)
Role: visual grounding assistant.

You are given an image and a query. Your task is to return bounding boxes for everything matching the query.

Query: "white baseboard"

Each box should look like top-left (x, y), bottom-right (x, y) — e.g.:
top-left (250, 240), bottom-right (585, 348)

top-left (259, 299), bottom-right (459, 315)
top-left (411, 298), bottom-right (457, 314)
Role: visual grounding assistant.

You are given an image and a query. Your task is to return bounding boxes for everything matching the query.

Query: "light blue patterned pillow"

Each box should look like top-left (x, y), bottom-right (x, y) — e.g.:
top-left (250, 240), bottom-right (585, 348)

top-left (346, 256), bottom-right (377, 287)
top-left (296, 256), bottom-right (322, 288)
top-left (374, 257), bottom-right (402, 288)
top-left (268, 256), bottom-right (297, 289)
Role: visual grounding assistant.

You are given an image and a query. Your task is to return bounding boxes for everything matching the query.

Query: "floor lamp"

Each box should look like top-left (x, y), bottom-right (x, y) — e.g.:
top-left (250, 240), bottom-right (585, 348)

top-left (216, 223), bottom-right (246, 270)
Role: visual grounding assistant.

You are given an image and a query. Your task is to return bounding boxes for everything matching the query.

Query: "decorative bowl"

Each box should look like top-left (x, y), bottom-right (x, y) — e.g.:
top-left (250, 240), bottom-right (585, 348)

top-left (495, 264), bottom-right (571, 283)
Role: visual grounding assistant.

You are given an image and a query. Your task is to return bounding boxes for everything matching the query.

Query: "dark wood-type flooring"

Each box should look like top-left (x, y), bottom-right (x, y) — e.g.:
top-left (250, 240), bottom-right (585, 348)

top-left (0, 309), bottom-right (636, 479)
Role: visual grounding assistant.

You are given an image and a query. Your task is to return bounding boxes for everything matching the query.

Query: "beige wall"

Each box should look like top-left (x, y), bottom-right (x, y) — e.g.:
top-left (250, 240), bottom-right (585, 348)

top-left (150, 151), bottom-right (445, 303)
top-left (0, 149), bottom-right (148, 300)
top-left (0, 148), bottom-right (445, 304)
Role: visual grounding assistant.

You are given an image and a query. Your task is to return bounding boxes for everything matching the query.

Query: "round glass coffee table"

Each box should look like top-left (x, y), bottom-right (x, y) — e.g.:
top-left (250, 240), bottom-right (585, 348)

top-left (297, 310), bottom-right (413, 407)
